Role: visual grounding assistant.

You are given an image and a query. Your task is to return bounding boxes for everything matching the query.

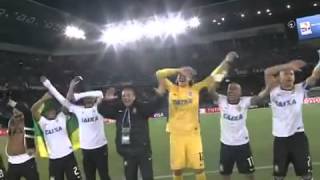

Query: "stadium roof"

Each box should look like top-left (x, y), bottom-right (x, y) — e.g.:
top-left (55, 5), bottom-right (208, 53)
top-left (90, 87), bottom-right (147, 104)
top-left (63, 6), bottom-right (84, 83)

top-left (0, 0), bottom-right (319, 55)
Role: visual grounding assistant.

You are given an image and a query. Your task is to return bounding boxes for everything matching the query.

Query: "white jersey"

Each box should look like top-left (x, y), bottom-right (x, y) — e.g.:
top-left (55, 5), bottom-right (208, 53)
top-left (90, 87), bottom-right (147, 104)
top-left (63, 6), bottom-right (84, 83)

top-left (69, 104), bottom-right (107, 150)
top-left (270, 83), bottom-right (307, 137)
top-left (217, 95), bottom-right (251, 146)
top-left (38, 113), bottom-right (73, 159)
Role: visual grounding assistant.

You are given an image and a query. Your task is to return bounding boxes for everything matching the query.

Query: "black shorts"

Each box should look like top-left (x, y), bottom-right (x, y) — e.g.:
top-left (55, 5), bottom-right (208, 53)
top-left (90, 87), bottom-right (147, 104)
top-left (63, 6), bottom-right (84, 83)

top-left (0, 155), bottom-right (6, 180)
top-left (49, 152), bottom-right (81, 180)
top-left (82, 145), bottom-right (111, 180)
top-left (219, 142), bottom-right (255, 175)
top-left (7, 158), bottom-right (39, 180)
top-left (273, 132), bottom-right (312, 177)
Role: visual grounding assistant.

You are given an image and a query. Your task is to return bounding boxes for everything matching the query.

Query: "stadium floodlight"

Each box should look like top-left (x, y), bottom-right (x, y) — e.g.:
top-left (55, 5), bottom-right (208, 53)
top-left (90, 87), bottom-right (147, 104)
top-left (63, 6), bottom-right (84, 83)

top-left (188, 17), bottom-right (201, 28)
top-left (212, 19), bottom-right (217, 23)
top-left (286, 4), bottom-right (291, 9)
top-left (257, 10), bottom-right (262, 15)
top-left (99, 16), bottom-right (200, 45)
top-left (144, 19), bottom-right (166, 38)
top-left (266, 9), bottom-right (271, 13)
top-left (240, 13), bottom-right (245, 18)
top-left (313, 2), bottom-right (318, 6)
top-left (221, 17), bottom-right (225, 21)
top-left (64, 26), bottom-right (86, 39)
top-left (164, 17), bottom-right (188, 35)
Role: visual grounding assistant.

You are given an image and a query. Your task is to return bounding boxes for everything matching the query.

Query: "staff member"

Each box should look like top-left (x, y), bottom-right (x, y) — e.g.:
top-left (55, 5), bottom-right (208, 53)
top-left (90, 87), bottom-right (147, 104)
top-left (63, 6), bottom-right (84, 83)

top-left (98, 86), bottom-right (163, 180)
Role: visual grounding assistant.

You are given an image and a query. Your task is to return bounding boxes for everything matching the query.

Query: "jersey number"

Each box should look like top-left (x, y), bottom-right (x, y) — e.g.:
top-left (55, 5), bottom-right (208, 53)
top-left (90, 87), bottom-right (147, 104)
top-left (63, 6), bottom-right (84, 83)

top-left (0, 170), bottom-right (4, 178)
top-left (247, 156), bottom-right (254, 168)
top-left (199, 152), bottom-right (204, 161)
top-left (73, 166), bottom-right (80, 176)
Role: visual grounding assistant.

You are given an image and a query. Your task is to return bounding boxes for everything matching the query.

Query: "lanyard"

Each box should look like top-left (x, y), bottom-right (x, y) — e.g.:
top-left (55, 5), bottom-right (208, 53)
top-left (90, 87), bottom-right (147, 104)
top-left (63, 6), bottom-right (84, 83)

top-left (121, 108), bottom-right (131, 129)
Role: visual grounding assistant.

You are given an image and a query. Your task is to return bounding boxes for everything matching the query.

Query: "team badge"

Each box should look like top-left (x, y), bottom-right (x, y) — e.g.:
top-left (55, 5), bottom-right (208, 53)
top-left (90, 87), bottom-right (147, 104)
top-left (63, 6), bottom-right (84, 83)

top-left (274, 165), bottom-right (279, 173)
top-left (237, 105), bottom-right (242, 112)
top-left (219, 164), bottom-right (224, 172)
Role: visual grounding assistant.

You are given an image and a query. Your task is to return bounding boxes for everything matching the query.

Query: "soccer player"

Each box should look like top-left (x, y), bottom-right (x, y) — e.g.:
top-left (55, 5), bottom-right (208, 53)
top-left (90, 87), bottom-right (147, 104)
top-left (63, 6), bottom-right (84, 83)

top-left (98, 86), bottom-right (163, 180)
top-left (264, 53), bottom-right (320, 180)
top-left (210, 82), bottom-right (269, 180)
top-left (41, 76), bottom-right (111, 180)
top-left (5, 100), bottom-right (39, 180)
top-left (31, 92), bottom-right (81, 180)
top-left (155, 51), bottom-right (239, 180)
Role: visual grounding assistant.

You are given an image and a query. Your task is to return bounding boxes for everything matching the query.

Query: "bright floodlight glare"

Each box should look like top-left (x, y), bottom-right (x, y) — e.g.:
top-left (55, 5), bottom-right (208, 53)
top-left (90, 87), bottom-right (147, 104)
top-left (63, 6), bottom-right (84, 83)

top-left (286, 4), bottom-right (291, 9)
top-left (100, 26), bottom-right (123, 44)
top-left (65, 26), bottom-right (86, 39)
top-left (165, 17), bottom-right (188, 35)
top-left (100, 15), bottom-right (199, 45)
top-left (212, 19), bottom-right (217, 23)
top-left (314, 2), bottom-right (318, 6)
top-left (241, 13), bottom-right (245, 18)
top-left (268, 12), bottom-right (273, 16)
top-left (122, 21), bottom-right (144, 43)
top-left (221, 17), bottom-right (225, 21)
top-left (217, 22), bottom-right (221, 25)
top-left (188, 17), bottom-right (200, 28)
top-left (266, 9), bottom-right (271, 13)
top-left (257, 11), bottom-right (262, 15)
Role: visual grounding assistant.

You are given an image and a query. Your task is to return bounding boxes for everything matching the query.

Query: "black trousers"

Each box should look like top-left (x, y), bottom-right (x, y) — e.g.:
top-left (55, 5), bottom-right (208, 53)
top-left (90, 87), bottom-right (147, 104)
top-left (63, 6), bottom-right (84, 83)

top-left (123, 153), bottom-right (153, 180)
top-left (82, 145), bottom-right (111, 180)
top-left (7, 158), bottom-right (39, 180)
top-left (49, 152), bottom-right (81, 180)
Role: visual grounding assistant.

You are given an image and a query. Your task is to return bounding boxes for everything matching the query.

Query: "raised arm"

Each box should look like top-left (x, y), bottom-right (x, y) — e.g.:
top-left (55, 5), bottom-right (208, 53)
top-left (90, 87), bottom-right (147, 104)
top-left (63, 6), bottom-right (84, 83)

top-left (66, 76), bottom-right (83, 101)
top-left (264, 60), bottom-right (306, 90)
top-left (250, 87), bottom-right (270, 106)
top-left (155, 68), bottom-right (181, 92)
top-left (40, 76), bottom-right (72, 109)
top-left (74, 91), bottom-right (104, 102)
top-left (195, 51), bottom-right (238, 91)
top-left (31, 92), bottom-right (52, 121)
top-left (98, 87), bottom-right (122, 119)
top-left (139, 89), bottom-right (165, 117)
top-left (305, 50), bottom-right (320, 87)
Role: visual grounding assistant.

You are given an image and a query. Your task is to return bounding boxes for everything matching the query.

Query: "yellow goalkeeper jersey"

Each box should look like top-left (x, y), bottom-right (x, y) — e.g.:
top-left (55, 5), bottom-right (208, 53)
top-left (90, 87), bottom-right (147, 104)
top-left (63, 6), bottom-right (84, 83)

top-left (163, 77), bottom-right (213, 135)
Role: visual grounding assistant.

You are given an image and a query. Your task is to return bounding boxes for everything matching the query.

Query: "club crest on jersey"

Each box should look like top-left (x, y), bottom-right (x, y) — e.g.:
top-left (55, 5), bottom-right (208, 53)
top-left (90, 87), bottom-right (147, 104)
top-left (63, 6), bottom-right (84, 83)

top-left (132, 107), bottom-right (137, 114)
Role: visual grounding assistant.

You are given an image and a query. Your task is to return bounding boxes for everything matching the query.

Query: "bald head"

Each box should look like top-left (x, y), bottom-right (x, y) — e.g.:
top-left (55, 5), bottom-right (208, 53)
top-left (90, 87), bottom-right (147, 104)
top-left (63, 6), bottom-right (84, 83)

top-left (227, 83), bottom-right (242, 104)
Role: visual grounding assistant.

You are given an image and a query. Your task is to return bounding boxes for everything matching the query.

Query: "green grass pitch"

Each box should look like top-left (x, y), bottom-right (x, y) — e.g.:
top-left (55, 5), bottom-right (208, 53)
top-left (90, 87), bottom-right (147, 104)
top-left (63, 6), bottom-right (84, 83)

top-left (0, 104), bottom-right (320, 180)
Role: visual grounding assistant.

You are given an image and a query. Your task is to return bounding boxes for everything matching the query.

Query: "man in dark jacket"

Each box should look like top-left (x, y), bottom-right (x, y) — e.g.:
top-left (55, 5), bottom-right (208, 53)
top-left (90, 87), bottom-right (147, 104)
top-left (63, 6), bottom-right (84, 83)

top-left (98, 86), bottom-right (163, 180)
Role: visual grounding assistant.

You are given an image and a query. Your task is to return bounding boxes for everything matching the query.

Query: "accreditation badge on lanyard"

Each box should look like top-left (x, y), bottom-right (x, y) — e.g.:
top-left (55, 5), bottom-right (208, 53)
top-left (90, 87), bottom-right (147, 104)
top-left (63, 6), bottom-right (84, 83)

top-left (121, 108), bottom-right (131, 145)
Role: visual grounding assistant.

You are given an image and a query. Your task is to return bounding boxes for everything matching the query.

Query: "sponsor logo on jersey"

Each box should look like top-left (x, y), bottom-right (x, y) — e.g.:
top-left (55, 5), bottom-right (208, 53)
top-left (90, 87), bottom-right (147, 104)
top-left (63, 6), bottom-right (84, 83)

top-left (274, 99), bottom-right (297, 107)
top-left (172, 99), bottom-right (192, 105)
top-left (223, 113), bottom-right (243, 121)
top-left (45, 126), bottom-right (63, 135)
top-left (81, 116), bottom-right (99, 123)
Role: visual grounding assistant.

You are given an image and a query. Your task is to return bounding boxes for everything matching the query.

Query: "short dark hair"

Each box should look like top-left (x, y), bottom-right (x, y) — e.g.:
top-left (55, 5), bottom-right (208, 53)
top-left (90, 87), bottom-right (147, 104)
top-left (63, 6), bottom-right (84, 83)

top-left (122, 86), bottom-right (136, 95)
